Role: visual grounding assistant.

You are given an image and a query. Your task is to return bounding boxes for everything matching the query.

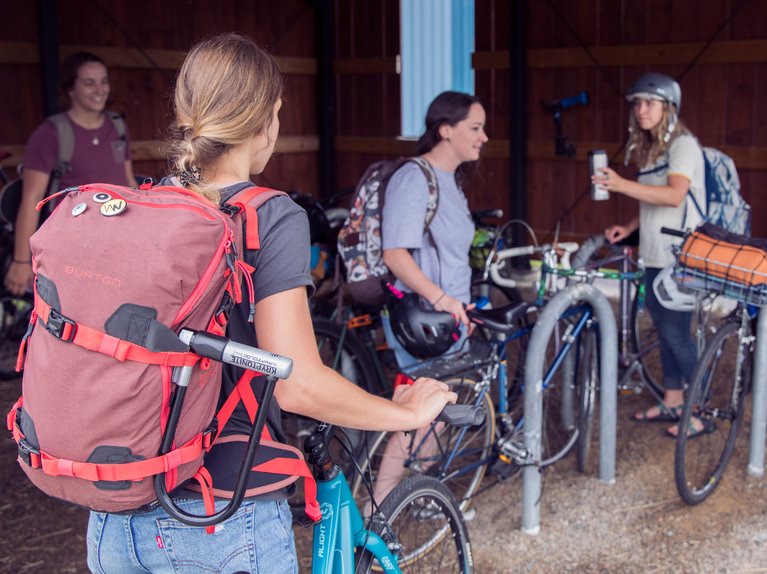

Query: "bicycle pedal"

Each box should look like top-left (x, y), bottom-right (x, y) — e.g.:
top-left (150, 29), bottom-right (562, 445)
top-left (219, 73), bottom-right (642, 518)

top-left (490, 458), bottom-right (521, 480)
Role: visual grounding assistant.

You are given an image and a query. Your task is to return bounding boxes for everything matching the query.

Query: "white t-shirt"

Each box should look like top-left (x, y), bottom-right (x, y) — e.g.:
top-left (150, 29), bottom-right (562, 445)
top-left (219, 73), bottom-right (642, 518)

top-left (638, 133), bottom-right (705, 268)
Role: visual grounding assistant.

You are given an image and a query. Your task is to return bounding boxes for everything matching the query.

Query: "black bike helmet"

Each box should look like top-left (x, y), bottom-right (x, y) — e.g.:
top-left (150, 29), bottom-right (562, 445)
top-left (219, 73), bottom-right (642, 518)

top-left (626, 72), bottom-right (681, 112)
top-left (387, 291), bottom-right (461, 358)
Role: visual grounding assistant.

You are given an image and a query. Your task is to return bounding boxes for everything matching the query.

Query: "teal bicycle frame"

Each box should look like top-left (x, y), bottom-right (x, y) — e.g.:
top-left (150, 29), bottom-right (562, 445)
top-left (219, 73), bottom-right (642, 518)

top-left (311, 466), bottom-right (399, 573)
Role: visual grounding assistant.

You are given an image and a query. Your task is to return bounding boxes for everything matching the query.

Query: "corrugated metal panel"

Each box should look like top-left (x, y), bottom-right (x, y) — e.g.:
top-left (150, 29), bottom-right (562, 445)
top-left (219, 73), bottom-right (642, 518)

top-left (401, 0), bottom-right (475, 137)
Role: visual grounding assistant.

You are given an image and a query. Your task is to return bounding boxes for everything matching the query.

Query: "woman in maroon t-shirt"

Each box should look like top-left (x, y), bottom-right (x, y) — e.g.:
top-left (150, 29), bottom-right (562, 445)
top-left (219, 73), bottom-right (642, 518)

top-left (4, 52), bottom-right (135, 296)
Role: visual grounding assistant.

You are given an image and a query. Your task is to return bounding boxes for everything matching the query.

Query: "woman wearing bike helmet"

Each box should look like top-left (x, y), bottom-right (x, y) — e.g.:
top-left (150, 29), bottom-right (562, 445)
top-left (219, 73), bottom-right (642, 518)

top-left (594, 72), bottom-right (705, 434)
top-left (381, 91), bottom-right (487, 368)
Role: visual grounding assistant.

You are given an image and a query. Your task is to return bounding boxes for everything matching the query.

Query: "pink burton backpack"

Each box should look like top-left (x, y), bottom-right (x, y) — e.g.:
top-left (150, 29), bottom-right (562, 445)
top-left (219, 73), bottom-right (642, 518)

top-left (6, 182), bottom-right (320, 529)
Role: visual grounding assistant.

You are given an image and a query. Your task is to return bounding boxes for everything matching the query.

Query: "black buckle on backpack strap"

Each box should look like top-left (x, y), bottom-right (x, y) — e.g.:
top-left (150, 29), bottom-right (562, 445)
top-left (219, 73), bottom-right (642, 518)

top-left (45, 308), bottom-right (77, 342)
top-left (18, 439), bottom-right (42, 469)
top-left (220, 204), bottom-right (241, 217)
top-left (202, 418), bottom-right (219, 449)
top-left (215, 293), bottom-right (235, 325)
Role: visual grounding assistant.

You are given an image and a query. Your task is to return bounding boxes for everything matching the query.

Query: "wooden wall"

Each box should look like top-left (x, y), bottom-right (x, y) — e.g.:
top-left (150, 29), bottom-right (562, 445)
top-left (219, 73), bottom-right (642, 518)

top-left (334, 0), bottom-right (767, 240)
top-left (477, 0), bottom-right (767, 240)
top-left (2, 1), bottom-right (765, 239)
top-left (0, 0), bottom-right (321, 195)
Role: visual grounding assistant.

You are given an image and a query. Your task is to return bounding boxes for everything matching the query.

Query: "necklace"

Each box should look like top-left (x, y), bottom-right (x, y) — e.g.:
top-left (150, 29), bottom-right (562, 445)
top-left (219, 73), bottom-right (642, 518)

top-left (91, 133), bottom-right (100, 146)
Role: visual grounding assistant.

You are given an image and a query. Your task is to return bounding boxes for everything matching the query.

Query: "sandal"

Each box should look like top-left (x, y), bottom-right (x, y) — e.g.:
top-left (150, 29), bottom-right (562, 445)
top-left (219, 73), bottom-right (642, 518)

top-left (666, 416), bottom-right (717, 440)
top-left (632, 402), bottom-right (683, 423)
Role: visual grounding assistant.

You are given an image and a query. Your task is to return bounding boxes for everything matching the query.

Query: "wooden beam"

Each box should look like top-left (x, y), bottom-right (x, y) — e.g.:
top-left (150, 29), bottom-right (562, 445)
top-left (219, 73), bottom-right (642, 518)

top-left (2, 136), bottom-right (321, 168)
top-left (5, 137), bottom-right (763, 171)
top-left (333, 137), bottom-right (767, 171)
top-left (473, 39), bottom-right (767, 70)
top-left (334, 56), bottom-right (399, 75)
top-left (0, 42), bottom-right (317, 74)
top-left (334, 136), bottom-right (417, 155)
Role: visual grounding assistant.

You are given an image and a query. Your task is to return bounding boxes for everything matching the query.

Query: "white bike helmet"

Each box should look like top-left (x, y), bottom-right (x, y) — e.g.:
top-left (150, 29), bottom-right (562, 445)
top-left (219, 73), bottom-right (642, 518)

top-left (626, 73), bottom-right (681, 147)
top-left (626, 72), bottom-right (681, 112)
top-left (652, 265), bottom-right (696, 312)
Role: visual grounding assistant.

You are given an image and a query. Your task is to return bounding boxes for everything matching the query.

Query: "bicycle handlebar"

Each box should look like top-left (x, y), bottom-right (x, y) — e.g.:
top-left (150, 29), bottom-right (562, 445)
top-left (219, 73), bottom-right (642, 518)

top-left (437, 404), bottom-right (486, 427)
top-left (488, 242), bottom-right (580, 288)
top-left (660, 226), bottom-right (685, 238)
top-left (471, 208), bottom-right (504, 223)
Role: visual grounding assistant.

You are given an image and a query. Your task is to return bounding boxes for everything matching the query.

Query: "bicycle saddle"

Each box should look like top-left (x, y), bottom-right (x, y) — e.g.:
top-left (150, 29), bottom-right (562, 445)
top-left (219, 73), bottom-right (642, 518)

top-left (467, 301), bottom-right (531, 335)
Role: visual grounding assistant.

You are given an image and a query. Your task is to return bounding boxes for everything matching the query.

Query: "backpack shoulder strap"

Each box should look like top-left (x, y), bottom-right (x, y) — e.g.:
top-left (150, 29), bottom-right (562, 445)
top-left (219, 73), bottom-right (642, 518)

top-left (407, 157), bottom-right (440, 229)
top-left (227, 186), bottom-right (287, 250)
top-left (46, 113), bottom-right (74, 195)
top-left (106, 111), bottom-right (127, 140)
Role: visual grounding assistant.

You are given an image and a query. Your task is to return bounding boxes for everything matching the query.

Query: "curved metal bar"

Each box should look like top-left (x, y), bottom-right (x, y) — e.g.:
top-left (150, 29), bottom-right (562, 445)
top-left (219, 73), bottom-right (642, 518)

top-left (521, 283), bottom-right (618, 535)
top-left (748, 308), bottom-right (767, 477)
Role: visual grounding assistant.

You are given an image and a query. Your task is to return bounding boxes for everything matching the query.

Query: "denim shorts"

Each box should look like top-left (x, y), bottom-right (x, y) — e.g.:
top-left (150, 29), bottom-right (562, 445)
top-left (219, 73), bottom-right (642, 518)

top-left (86, 497), bottom-right (297, 573)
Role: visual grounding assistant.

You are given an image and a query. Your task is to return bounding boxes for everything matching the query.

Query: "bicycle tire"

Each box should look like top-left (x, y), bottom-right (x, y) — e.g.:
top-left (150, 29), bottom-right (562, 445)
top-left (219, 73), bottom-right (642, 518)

top-left (576, 326), bottom-right (599, 473)
top-left (352, 377), bottom-right (495, 515)
top-left (674, 318), bottom-right (750, 505)
top-left (356, 475), bottom-right (473, 573)
top-left (471, 276), bottom-right (532, 421)
top-left (282, 317), bottom-right (378, 476)
top-left (539, 312), bottom-right (583, 466)
top-left (0, 292), bottom-right (33, 380)
top-left (629, 288), bottom-right (664, 397)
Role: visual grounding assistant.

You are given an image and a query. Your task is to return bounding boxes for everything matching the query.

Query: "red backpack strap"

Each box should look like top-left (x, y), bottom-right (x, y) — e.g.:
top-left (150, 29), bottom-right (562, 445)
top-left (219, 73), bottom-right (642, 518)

top-left (227, 187), bottom-right (287, 251)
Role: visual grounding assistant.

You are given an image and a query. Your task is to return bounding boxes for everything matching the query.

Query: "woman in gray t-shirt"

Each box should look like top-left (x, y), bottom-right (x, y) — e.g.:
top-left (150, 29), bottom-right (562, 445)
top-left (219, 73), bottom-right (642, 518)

top-left (592, 73), bottom-right (705, 437)
top-left (381, 91), bottom-right (488, 368)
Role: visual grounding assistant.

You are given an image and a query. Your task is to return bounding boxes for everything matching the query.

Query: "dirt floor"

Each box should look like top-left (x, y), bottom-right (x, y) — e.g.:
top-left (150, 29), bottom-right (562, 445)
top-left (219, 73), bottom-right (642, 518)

top-left (3, 370), bottom-right (767, 573)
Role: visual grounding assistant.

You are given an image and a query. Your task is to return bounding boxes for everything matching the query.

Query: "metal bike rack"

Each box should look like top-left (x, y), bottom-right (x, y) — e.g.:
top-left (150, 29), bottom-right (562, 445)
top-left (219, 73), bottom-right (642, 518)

top-left (748, 309), bottom-right (767, 477)
top-left (521, 283), bottom-right (618, 535)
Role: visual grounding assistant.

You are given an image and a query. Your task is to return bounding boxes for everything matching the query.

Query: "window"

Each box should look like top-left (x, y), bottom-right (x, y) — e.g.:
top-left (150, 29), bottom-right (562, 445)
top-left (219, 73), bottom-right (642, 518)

top-left (400, 0), bottom-right (475, 137)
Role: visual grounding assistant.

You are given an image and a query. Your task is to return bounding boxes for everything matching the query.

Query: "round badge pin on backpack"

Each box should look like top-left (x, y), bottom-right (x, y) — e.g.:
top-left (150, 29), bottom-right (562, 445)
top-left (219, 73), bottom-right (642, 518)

top-left (100, 199), bottom-right (127, 217)
top-left (71, 202), bottom-right (88, 217)
top-left (93, 192), bottom-right (112, 203)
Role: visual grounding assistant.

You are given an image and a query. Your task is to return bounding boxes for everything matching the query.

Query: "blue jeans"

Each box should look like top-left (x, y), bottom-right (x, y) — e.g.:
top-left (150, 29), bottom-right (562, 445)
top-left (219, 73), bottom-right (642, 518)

top-left (87, 497), bottom-right (297, 574)
top-left (644, 267), bottom-right (698, 391)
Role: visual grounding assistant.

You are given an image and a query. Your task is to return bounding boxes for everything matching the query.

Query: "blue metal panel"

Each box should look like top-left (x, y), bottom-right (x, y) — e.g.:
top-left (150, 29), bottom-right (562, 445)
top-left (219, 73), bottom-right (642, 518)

top-left (452, 0), bottom-right (475, 95)
top-left (401, 0), bottom-right (475, 137)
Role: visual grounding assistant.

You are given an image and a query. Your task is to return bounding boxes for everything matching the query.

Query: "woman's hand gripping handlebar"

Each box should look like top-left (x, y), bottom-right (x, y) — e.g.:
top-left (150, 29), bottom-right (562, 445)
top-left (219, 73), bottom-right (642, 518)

top-left (437, 403), bottom-right (486, 427)
top-left (154, 330), bottom-right (295, 529)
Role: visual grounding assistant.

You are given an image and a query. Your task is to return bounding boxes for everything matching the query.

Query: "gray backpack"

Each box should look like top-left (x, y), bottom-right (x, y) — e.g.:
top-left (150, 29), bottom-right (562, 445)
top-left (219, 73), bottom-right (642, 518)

top-left (47, 111), bottom-right (128, 195)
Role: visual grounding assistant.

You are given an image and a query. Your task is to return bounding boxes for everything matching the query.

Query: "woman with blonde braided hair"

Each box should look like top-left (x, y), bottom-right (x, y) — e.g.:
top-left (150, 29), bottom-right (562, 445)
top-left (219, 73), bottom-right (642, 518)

top-left (85, 33), bottom-right (455, 574)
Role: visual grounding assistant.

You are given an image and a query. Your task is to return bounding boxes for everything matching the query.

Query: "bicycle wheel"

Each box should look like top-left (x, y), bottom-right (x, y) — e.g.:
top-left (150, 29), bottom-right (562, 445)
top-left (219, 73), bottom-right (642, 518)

top-left (675, 319), bottom-right (750, 505)
top-left (353, 377), bottom-right (495, 514)
top-left (576, 325), bottom-right (599, 473)
top-left (537, 311), bottom-right (583, 466)
top-left (0, 292), bottom-right (32, 380)
top-left (282, 317), bottom-right (378, 468)
top-left (357, 475), bottom-right (473, 573)
top-left (629, 288), bottom-right (664, 397)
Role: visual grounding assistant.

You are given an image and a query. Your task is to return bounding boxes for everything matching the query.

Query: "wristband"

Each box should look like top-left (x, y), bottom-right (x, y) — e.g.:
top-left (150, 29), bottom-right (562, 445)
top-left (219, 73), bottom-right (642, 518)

top-left (12, 259), bottom-right (32, 264)
top-left (431, 292), bottom-right (446, 307)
